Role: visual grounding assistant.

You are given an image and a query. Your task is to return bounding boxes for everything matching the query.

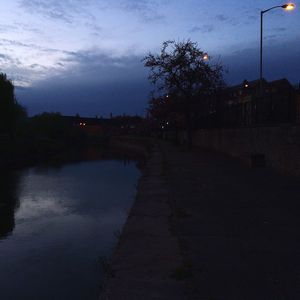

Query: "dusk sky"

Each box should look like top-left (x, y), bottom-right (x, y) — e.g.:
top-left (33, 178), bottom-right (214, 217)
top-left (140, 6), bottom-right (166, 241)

top-left (0, 0), bottom-right (299, 116)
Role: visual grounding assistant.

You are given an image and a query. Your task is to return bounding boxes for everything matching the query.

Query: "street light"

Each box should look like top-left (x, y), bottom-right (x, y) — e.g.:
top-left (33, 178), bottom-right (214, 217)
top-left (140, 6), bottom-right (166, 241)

top-left (203, 53), bottom-right (209, 61)
top-left (260, 3), bottom-right (295, 89)
top-left (283, 3), bottom-right (296, 10)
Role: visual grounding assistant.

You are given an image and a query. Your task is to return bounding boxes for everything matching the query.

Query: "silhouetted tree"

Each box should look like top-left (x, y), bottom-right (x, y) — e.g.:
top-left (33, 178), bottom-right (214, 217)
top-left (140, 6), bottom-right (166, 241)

top-left (30, 112), bottom-right (69, 139)
top-left (143, 40), bottom-right (225, 146)
top-left (0, 73), bottom-right (27, 136)
top-left (29, 112), bottom-right (87, 143)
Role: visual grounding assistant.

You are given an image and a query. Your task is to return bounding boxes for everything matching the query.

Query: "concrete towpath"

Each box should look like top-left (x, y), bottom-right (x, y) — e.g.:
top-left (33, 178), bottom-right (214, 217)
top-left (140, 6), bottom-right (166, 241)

top-left (101, 141), bottom-right (300, 299)
top-left (100, 144), bottom-right (185, 299)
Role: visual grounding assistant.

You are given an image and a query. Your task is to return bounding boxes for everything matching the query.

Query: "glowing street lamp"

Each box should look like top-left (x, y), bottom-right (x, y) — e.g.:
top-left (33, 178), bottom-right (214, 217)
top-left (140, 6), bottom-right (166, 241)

top-left (260, 3), bottom-right (295, 90)
top-left (203, 53), bottom-right (209, 61)
top-left (283, 3), bottom-right (296, 10)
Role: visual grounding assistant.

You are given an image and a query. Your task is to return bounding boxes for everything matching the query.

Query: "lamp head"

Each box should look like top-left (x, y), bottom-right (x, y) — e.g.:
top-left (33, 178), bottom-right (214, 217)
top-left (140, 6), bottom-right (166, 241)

top-left (282, 3), bottom-right (295, 10)
top-left (203, 53), bottom-right (209, 61)
top-left (243, 80), bottom-right (249, 88)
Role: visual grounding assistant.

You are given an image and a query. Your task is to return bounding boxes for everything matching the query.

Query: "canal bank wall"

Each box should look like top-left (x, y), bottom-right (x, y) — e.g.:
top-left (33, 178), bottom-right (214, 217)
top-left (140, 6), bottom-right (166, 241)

top-left (192, 125), bottom-right (300, 175)
top-left (100, 141), bottom-right (185, 300)
top-left (162, 125), bottom-right (300, 176)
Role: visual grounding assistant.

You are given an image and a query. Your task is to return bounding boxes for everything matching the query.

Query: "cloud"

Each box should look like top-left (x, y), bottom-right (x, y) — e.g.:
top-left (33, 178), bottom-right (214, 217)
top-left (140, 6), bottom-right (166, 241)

top-left (190, 24), bottom-right (214, 34)
top-left (19, 0), bottom-right (166, 24)
top-left (247, 15), bottom-right (258, 21)
top-left (0, 24), bottom-right (19, 33)
top-left (0, 38), bottom-right (67, 54)
top-left (273, 27), bottom-right (287, 32)
top-left (84, 22), bottom-right (103, 35)
top-left (20, 0), bottom-right (74, 23)
top-left (14, 21), bottom-right (44, 35)
top-left (0, 53), bottom-right (15, 64)
top-left (215, 13), bottom-right (238, 26)
top-left (223, 39), bottom-right (300, 85)
top-left (216, 14), bottom-right (228, 22)
top-left (0, 38), bottom-right (76, 86)
top-left (19, 0), bottom-right (97, 23)
top-left (15, 50), bottom-right (151, 116)
top-left (121, 0), bottom-right (165, 22)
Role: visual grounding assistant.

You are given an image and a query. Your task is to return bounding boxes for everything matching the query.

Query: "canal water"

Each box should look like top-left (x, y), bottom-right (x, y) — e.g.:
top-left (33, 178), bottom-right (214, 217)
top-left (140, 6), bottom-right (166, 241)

top-left (0, 153), bottom-right (140, 300)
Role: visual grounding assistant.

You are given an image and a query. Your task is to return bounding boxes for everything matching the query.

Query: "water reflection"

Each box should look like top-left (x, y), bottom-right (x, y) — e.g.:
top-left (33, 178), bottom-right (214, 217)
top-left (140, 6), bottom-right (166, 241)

top-left (0, 154), bottom-right (140, 300)
top-left (0, 169), bottom-right (20, 239)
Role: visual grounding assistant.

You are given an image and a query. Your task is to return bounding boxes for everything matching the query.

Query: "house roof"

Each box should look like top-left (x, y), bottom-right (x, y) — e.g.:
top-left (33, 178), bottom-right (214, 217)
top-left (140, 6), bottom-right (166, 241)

top-left (227, 78), bottom-right (294, 92)
top-left (227, 79), bottom-right (266, 92)
top-left (268, 78), bottom-right (294, 89)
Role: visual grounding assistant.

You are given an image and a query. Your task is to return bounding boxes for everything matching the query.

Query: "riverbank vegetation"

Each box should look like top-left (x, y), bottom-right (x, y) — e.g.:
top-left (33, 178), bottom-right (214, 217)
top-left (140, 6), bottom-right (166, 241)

top-left (0, 73), bottom-right (106, 168)
top-left (0, 72), bottom-right (151, 168)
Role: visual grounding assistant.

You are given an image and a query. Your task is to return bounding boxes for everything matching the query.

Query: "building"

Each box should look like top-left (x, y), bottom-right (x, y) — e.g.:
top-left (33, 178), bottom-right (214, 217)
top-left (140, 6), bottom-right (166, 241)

top-left (295, 85), bottom-right (300, 123)
top-left (62, 115), bottom-right (144, 136)
top-left (220, 78), bottom-right (296, 127)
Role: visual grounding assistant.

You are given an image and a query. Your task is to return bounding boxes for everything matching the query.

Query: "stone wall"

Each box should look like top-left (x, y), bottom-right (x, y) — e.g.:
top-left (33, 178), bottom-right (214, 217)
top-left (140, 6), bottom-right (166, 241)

top-left (192, 125), bottom-right (300, 176)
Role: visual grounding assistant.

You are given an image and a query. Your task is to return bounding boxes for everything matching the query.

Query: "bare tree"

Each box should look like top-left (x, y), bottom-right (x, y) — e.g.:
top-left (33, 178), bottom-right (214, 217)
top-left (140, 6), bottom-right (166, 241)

top-left (143, 40), bottom-right (225, 147)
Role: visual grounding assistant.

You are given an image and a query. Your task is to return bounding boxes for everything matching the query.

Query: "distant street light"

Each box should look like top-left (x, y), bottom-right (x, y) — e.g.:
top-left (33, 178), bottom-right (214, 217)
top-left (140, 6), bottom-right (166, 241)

top-left (243, 80), bottom-right (249, 88)
top-left (203, 53), bottom-right (209, 61)
top-left (260, 3), bottom-right (295, 89)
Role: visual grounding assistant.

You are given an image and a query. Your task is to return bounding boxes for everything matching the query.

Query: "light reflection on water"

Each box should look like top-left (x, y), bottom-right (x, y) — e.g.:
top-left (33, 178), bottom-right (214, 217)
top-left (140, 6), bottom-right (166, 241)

top-left (0, 159), bottom-right (140, 300)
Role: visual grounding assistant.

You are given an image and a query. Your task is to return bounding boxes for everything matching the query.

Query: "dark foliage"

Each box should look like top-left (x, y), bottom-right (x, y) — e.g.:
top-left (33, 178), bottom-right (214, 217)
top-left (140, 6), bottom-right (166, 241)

top-left (29, 112), bottom-right (85, 141)
top-left (143, 40), bottom-right (225, 144)
top-left (0, 73), bottom-right (27, 136)
top-left (143, 40), bottom-right (224, 99)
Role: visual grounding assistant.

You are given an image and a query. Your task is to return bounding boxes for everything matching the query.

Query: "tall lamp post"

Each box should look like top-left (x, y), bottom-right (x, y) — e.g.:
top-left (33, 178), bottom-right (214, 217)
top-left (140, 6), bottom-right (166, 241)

top-left (260, 3), bottom-right (295, 89)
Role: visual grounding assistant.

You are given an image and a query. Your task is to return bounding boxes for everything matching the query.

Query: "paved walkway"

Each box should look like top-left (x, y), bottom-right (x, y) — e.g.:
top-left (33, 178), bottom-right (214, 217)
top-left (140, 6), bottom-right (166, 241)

top-left (164, 142), bottom-right (300, 299)
top-left (100, 145), bottom-right (184, 300)
top-left (101, 141), bottom-right (300, 299)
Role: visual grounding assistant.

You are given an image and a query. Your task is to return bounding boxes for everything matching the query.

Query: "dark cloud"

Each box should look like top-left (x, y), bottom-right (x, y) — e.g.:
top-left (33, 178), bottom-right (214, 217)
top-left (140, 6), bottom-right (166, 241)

top-left (0, 38), bottom-right (69, 54)
top-left (216, 14), bottom-right (228, 22)
top-left (243, 14), bottom-right (258, 25)
top-left (0, 53), bottom-right (15, 64)
top-left (190, 24), bottom-right (214, 34)
top-left (215, 13), bottom-right (238, 26)
top-left (14, 22), bottom-right (44, 35)
top-left (20, 0), bottom-right (74, 23)
top-left (223, 39), bottom-right (300, 85)
top-left (0, 52), bottom-right (24, 72)
top-left (121, 0), bottom-right (165, 22)
top-left (17, 79), bottom-right (150, 117)
top-left (19, 0), bottom-right (96, 23)
top-left (30, 63), bottom-right (47, 69)
top-left (273, 27), bottom-right (287, 32)
top-left (248, 15), bottom-right (258, 21)
top-left (14, 37), bottom-right (300, 117)
top-left (84, 22), bottom-right (103, 36)
top-left (16, 51), bottom-right (151, 116)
